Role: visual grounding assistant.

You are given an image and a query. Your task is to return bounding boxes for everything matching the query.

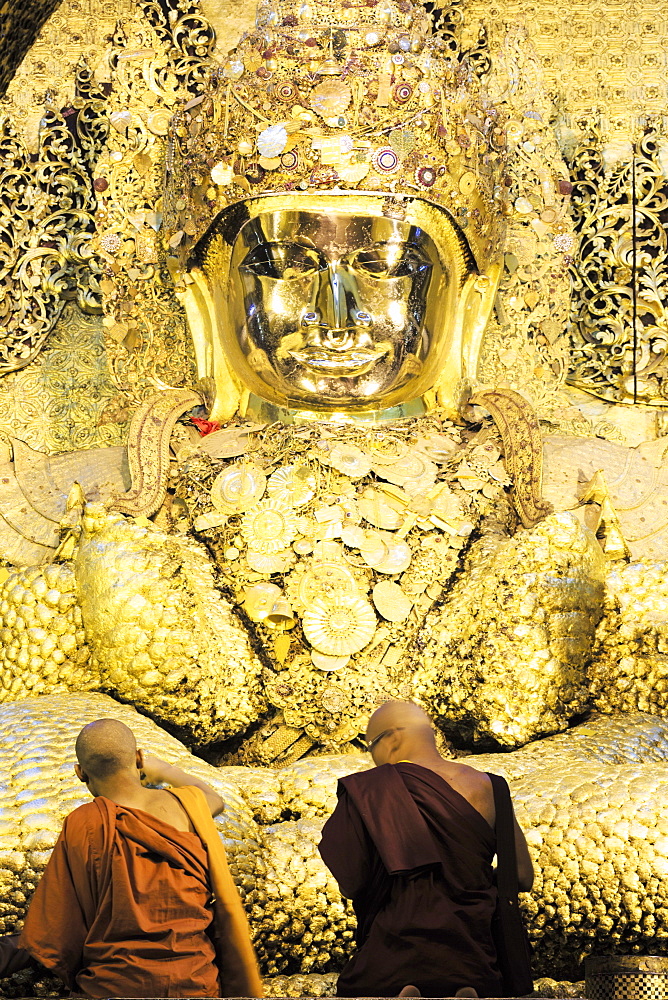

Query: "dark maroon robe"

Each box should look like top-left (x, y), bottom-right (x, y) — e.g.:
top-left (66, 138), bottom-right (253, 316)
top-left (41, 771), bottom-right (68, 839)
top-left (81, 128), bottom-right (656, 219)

top-left (319, 762), bottom-right (503, 998)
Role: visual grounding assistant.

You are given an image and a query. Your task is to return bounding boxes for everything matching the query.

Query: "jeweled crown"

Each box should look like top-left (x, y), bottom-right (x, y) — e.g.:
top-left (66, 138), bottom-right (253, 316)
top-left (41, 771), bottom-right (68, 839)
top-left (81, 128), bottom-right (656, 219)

top-left (164, 0), bottom-right (508, 271)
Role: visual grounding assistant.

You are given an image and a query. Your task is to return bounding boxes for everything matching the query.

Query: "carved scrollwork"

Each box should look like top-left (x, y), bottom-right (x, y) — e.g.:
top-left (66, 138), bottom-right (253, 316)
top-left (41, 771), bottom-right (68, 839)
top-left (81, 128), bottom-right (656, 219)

top-left (0, 62), bottom-right (107, 375)
top-left (141, 0), bottom-right (216, 95)
top-left (568, 125), bottom-right (668, 405)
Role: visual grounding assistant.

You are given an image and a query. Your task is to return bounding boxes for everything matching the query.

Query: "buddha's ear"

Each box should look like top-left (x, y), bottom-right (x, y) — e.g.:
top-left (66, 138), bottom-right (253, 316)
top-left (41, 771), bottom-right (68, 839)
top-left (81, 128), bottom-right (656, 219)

top-left (460, 261), bottom-right (504, 384)
top-left (434, 259), bottom-right (503, 414)
top-left (176, 266), bottom-right (241, 422)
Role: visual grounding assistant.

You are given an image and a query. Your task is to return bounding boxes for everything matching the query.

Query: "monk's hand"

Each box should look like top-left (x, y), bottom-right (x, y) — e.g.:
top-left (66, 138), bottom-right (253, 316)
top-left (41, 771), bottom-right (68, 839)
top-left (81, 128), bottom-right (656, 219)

top-left (139, 754), bottom-right (171, 785)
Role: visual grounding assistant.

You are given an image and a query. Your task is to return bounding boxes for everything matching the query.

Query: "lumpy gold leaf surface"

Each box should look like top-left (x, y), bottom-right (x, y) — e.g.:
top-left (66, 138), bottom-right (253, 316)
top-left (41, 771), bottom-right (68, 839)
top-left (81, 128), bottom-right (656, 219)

top-left (0, 699), bottom-right (667, 985)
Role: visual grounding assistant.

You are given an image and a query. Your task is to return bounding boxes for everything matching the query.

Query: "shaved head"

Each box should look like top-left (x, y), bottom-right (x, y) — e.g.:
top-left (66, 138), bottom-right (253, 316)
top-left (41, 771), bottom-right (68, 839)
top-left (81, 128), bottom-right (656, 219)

top-left (366, 701), bottom-right (435, 743)
top-left (75, 719), bottom-right (138, 780)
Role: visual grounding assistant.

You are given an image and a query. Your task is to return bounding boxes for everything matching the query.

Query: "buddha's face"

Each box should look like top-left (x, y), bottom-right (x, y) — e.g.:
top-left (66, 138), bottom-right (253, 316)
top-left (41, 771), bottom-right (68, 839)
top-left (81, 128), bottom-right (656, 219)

top-left (229, 209), bottom-right (441, 408)
top-left (189, 194), bottom-right (499, 421)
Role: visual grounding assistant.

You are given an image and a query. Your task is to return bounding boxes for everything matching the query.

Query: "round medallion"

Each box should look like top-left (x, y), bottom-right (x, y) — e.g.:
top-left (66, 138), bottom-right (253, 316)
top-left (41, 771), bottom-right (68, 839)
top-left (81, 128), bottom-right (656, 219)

top-left (415, 165), bottom-right (437, 188)
top-left (211, 463), bottom-right (267, 514)
top-left (372, 146), bottom-right (400, 174)
top-left (146, 109), bottom-right (172, 136)
top-left (393, 82), bottom-right (414, 104)
top-left (281, 150), bottom-right (299, 171)
top-left (311, 650), bottom-right (350, 672)
top-left (320, 685), bottom-right (350, 714)
top-left (293, 538), bottom-right (314, 555)
top-left (297, 561), bottom-right (360, 610)
top-left (329, 443), bottom-right (372, 479)
top-left (303, 594), bottom-right (376, 656)
top-left (277, 81), bottom-right (299, 103)
top-left (459, 171), bottom-right (477, 195)
top-left (268, 464), bottom-right (317, 507)
top-left (310, 80), bottom-right (352, 119)
top-left (373, 581), bottom-right (413, 622)
top-left (240, 499), bottom-right (299, 553)
top-left (553, 233), bottom-right (576, 252)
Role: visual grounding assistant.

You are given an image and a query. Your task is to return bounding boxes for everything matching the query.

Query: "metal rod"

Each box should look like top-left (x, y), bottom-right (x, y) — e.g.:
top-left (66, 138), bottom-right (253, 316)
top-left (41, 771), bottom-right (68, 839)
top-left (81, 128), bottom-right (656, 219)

top-left (631, 147), bottom-right (638, 404)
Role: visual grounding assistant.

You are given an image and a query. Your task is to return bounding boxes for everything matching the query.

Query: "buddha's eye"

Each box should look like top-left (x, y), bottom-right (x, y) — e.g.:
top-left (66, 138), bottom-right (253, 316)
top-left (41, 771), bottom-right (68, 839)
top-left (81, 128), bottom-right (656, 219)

top-left (241, 242), bottom-right (324, 278)
top-left (351, 243), bottom-right (431, 278)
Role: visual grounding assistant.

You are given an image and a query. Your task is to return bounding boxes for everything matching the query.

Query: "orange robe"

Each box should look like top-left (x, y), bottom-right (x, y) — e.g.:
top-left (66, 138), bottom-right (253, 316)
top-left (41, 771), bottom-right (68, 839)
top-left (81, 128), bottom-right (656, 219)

top-left (19, 791), bottom-right (241, 998)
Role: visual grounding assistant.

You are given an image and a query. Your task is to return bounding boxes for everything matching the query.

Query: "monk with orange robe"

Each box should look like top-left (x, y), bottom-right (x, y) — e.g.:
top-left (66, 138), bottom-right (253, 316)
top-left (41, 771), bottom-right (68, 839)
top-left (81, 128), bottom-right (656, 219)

top-left (12, 718), bottom-right (263, 999)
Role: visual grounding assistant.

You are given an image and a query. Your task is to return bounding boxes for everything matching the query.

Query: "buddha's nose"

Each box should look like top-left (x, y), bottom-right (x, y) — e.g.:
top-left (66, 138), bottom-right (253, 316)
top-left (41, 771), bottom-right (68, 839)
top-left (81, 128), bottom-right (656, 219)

top-left (314, 261), bottom-right (364, 331)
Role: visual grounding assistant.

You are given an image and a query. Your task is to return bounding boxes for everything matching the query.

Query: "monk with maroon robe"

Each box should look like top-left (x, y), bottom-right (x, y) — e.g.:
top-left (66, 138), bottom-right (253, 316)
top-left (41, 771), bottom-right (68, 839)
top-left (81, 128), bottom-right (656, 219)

top-left (319, 702), bottom-right (534, 998)
top-left (11, 719), bottom-right (262, 999)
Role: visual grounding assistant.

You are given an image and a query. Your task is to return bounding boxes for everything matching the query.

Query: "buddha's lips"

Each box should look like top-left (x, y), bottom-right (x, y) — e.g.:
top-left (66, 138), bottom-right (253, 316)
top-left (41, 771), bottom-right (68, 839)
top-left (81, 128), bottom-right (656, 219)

top-left (289, 345), bottom-right (387, 376)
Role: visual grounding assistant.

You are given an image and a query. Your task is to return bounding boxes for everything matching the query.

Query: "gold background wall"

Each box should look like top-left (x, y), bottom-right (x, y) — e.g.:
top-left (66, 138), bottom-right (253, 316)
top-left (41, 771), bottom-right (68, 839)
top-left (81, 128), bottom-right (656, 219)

top-left (466, 0), bottom-right (668, 136)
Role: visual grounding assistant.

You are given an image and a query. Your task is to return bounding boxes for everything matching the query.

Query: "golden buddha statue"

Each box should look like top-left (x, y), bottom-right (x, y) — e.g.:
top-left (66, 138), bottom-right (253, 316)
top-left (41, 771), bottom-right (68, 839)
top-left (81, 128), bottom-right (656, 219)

top-left (90, 0), bottom-right (600, 761)
top-left (0, 0), bottom-right (649, 764)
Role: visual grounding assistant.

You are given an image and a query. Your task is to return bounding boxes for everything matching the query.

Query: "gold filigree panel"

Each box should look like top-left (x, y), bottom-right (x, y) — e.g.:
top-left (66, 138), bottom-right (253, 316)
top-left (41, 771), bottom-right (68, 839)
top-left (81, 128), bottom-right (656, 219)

top-left (567, 127), bottom-right (668, 405)
top-left (0, 303), bottom-right (127, 453)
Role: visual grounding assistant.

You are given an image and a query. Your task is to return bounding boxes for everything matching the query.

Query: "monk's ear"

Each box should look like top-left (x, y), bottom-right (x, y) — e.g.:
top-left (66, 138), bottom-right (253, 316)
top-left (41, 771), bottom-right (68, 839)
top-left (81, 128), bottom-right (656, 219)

top-left (74, 763), bottom-right (88, 784)
top-left (136, 749), bottom-right (144, 771)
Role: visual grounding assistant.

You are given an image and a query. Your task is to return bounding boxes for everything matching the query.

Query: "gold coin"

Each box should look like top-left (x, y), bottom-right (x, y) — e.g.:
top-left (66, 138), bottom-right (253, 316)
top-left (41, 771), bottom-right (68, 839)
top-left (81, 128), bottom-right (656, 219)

top-left (241, 499), bottom-right (299, 553)
top-left (146, 109), bottom-right (171, 136)
top-left (459, 171), bottom-right (477, 195)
